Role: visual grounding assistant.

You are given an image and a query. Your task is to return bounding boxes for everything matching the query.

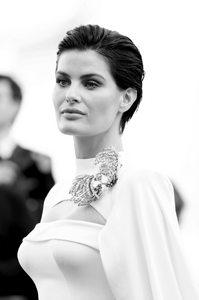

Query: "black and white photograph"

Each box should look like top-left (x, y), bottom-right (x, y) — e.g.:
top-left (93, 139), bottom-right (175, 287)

top-left (0, 0), bottom-right (199, 299)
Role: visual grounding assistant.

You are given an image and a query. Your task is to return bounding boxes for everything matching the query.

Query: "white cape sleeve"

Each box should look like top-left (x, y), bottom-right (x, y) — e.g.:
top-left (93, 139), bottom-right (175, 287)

top-left (98, 169), bottom-right (199, 300)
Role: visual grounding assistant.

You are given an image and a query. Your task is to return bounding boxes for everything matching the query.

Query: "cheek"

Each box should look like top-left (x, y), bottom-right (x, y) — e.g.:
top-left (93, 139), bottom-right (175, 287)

top-left (89, 101), bottom-right (117, 127)
top-left (52, 89), bottom-right (61, 110)
top-left (89, 102), bottom-right (107, 121)
top-left (52, 88), bottom-right (56, 106)
top-left (96, 97), bottom-right (119, 116)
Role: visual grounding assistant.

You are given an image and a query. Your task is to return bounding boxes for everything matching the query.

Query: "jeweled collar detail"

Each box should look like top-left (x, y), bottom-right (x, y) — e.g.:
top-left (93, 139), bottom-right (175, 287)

top-left (68, 146), bottom-right (122, 206)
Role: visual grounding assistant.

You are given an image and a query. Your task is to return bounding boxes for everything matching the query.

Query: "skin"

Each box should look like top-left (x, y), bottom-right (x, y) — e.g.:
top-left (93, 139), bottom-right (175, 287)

top-left (0, 80), bottom-right (21, 184)
top-left (52, 50), bottom-right (136, 158)
top-left (0, 80), bottom-right (20, 137)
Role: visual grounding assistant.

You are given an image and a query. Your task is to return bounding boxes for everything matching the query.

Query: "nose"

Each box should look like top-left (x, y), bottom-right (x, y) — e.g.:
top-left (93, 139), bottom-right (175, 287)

top-left (65, 83), bottom-right (81, 103)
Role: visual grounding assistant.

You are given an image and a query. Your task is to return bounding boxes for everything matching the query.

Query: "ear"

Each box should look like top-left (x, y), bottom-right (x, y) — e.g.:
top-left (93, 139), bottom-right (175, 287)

top-left (119, 88), bottom-right (137, 113)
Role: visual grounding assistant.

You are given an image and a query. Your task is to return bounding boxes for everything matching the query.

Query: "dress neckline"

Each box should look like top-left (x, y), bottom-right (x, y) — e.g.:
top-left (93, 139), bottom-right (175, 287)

top-left (75, 157), bottom-right (97, 176)
top-left (23, 219), bottom-right (103, 250)
top-left (75, 151), bottom-right (125, 176)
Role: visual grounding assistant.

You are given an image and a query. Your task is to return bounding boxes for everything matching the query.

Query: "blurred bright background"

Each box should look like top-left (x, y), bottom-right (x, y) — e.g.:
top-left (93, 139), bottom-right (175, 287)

top-left (1, 0), bottom-right (199, 279)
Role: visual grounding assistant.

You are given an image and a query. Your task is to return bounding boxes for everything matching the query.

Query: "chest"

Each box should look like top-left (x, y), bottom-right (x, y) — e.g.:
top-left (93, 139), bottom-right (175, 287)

top-left (42, 200), bottom-right (106, 225)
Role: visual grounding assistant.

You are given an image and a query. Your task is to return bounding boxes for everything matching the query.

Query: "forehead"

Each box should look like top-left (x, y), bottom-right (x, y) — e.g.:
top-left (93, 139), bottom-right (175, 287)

top-left (57, 50), bottom-right (111, 74)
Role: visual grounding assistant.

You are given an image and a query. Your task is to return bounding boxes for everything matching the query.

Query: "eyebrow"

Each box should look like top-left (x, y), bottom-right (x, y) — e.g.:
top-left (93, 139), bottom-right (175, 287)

top-left (55, 71), bottom-right (105, 81)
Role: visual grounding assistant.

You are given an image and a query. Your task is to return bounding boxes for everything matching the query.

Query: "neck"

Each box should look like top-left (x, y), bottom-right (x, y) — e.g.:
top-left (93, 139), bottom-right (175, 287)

top-left (74, 132), bottom-right (124, 159)
top-left (0, 126), bottom-right (11, 141)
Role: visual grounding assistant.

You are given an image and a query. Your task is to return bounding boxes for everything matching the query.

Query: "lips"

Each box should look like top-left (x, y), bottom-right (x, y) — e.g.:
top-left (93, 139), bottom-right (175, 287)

top-left (61, 108), bottom-right (85, 115)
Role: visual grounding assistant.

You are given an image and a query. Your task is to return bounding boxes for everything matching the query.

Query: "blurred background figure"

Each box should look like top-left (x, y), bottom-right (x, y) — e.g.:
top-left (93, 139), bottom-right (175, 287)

top-left (0, 74), bottom-right (55, 300)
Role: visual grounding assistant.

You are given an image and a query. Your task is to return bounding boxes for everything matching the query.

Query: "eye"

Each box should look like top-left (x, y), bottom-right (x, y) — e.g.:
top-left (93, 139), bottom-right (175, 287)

top-left (84, 80), bottom-right (100, 90)
top-left (56, 77), bottom-right (70, 87)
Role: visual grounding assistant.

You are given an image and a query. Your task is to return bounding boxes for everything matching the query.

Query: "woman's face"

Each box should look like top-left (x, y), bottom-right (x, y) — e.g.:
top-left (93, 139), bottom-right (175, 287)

top-left (0, 80), bottom-right (20, 129)
top-left (52, 49), bottom-right (124, 138)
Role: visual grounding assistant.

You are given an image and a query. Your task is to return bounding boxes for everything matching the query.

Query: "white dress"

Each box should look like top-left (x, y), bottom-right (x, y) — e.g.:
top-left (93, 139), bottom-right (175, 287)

top-left (18, 152), bottom-right (199, 300)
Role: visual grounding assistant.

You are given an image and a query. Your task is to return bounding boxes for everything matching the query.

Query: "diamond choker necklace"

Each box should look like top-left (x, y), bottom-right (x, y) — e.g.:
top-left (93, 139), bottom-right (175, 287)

top-left (67, 146), bottom-right (122, 206)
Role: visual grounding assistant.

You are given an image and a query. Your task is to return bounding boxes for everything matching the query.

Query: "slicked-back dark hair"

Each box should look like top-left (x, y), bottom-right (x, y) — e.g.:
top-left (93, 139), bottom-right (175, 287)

top-left (0, 75), bottom-right (22, 103)
top-left (56, 24), bottom-right (145, 133)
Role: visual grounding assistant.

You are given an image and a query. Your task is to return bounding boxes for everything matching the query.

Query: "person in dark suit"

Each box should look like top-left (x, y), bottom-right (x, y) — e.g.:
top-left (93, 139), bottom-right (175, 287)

top-left (0, 74), bottom-right (55, 299)
top-left (1, 145), bottom-right (55, 223)
top-left (0, 186), bottom-right (37, 300)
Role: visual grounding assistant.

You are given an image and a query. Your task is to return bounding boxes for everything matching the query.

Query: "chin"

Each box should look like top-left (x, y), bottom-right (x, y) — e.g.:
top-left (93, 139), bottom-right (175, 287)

top-left (57, 122), bottom-right (103, 137)
top-left (58, 127), bottom-right (75, 136)
top-left (57, 120), bottom-right (84, 136)
top-left (58, 124), bottom-right (83, 136)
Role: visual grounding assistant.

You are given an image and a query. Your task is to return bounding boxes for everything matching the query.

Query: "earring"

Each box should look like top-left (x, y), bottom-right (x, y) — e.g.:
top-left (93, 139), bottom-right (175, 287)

top-left (119, 126), bottom-right (123, 134)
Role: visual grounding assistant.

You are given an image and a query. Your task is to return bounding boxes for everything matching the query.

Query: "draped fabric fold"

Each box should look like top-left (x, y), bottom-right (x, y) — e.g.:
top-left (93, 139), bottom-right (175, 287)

top-left (18, 152), bottom-right (199, 300)
top-left (23, 220), bottom-right (102, 250)
top-left (96, 169), bottom-right (199, 299)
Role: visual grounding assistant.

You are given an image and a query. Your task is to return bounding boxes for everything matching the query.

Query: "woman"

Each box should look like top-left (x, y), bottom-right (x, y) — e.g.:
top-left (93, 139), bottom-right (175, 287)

top-left (18, 24), bottom-right (199, 300)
